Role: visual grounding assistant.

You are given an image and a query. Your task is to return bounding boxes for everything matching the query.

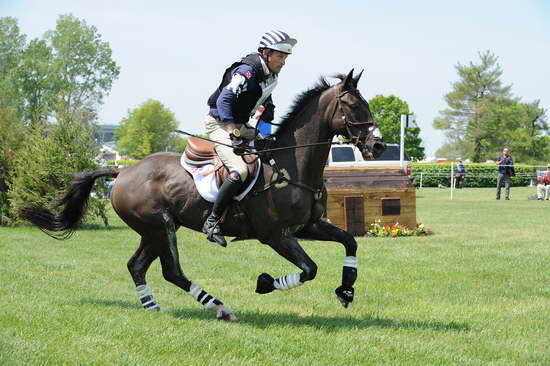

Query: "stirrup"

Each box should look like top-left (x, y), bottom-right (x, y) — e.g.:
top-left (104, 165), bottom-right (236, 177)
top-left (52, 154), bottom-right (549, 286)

top-left (202, 216), bottom-right (227, 247)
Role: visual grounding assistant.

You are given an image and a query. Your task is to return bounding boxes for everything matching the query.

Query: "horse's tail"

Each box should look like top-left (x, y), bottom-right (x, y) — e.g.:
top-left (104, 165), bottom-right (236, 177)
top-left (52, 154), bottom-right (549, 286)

top-left (18, 168), bottom-right (120, 240)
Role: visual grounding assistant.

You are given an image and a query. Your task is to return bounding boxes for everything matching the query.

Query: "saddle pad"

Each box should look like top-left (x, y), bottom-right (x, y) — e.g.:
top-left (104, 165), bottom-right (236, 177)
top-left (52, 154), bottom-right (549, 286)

top-left (180, 154), bottom-right (261, 203)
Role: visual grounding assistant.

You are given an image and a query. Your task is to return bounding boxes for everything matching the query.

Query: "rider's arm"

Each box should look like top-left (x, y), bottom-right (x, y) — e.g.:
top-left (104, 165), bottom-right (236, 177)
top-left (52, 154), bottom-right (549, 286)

top-left (216, 65), bottom-right (255, 132)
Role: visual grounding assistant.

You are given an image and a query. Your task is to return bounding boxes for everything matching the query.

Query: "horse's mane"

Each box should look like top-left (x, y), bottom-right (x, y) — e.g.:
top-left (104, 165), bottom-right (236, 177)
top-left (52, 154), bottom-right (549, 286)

top-left (275, 74), bottom-right (346, 136)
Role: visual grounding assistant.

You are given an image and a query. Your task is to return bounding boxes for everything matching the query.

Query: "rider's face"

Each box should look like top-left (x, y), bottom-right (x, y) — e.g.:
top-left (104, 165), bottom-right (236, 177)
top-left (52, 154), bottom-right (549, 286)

top-left (264, 50), bottom-right (288, 73)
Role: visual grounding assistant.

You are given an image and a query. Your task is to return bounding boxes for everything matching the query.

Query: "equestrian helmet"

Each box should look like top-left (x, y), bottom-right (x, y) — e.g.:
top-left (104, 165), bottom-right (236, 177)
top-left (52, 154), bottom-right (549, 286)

top-left (258, 30), bottom-right (297, 54)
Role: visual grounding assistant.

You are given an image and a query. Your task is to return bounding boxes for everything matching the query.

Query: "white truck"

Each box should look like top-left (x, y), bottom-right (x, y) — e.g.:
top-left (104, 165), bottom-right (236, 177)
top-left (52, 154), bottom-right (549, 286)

top-left (327, 143), bottom-right (412, 176)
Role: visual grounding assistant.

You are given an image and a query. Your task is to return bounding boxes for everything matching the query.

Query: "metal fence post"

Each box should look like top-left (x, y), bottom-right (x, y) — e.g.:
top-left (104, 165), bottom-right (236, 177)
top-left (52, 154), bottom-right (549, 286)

top-left (450, 162), bottom-right (454, 200)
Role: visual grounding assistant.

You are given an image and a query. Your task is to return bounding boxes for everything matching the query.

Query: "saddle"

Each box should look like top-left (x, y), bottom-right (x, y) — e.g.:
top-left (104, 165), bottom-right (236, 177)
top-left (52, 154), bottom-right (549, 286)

top-left (183, 137), bottom-right (259, 189)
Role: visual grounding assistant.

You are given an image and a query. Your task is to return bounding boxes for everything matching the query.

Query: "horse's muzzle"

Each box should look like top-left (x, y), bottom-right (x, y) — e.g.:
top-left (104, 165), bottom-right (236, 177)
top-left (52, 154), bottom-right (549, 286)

top-left (360, 139), bottom-right (386, 160)
top-left (371, 140), bottom-right (386, 159)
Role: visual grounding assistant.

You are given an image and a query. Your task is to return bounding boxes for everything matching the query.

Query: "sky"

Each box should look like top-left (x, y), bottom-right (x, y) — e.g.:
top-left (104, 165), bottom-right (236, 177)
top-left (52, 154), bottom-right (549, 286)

top-left (2, 0), bottom-right (550, 156)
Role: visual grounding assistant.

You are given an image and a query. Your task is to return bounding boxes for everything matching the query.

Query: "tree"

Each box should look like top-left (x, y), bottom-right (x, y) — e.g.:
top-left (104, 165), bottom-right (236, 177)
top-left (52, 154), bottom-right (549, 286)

top-left (8, 121), bottom-right (109, 226)
top-left (0, 17), bottom-right (26, 77)
top-left (0, 17), bottom-right (26, 224)
top-left (368, 94), bottom-right (425, 160)
top-left (45, 14), bottom-right (120, 125)
top-left (13, 39), bottom-right (54, 126)
top-left (115, 100), bottom-right (179, 159)
top-left (10, 15), bottom-right (119, 127)
top-left (434, 50), bottom-right (548, 162)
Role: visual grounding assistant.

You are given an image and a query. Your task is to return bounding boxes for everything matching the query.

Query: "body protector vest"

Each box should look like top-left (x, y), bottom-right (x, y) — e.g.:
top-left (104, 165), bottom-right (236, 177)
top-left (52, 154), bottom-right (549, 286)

top-left (208, 53), bottom-right (278, 124)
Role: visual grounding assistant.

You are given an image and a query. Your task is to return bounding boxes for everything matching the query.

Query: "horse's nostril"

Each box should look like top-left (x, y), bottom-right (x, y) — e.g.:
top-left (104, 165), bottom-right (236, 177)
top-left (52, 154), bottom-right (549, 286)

top-left (373, 143), bottom-right (386, 157)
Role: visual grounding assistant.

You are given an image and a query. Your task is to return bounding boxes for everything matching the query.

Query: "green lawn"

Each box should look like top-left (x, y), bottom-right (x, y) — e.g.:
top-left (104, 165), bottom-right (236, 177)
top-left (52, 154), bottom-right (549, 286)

top-left (0, 187), bottom-right (548, 365)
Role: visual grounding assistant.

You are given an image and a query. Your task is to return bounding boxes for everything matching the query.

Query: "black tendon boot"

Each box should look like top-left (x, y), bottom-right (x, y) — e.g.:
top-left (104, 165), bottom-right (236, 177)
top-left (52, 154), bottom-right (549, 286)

top-left (202, 171), bottom-right (242, 247)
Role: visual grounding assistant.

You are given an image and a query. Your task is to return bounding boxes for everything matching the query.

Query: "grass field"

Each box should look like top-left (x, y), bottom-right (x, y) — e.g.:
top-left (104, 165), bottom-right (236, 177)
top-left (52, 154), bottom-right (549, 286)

top-left (0, 187), bottom-right (548, 365)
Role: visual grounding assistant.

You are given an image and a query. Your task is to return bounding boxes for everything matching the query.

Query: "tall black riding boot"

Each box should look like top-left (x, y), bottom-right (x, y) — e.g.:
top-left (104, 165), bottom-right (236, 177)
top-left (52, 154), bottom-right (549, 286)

top-left (202, 171), bottom-right (242, 247)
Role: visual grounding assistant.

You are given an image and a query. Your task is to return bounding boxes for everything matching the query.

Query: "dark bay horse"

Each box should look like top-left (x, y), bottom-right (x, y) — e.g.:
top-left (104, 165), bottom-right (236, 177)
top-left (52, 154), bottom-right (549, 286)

top-left (20, 69), bottom-right (385, 321)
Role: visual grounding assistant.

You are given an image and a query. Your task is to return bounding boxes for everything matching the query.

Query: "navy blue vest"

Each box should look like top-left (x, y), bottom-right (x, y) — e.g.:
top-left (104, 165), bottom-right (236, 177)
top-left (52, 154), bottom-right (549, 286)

top-left (207, 53), bottom-right (269, 124)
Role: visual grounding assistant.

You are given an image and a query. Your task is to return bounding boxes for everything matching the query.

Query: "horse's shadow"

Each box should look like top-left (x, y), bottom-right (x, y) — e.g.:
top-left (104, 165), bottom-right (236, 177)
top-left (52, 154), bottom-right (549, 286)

top-left (82, 298), bottom-right (470, 333)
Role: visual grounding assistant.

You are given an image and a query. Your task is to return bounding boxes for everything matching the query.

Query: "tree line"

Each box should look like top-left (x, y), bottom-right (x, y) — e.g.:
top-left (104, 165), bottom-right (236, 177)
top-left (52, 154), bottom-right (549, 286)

top-left (434, 51), bottom-right (548, 163)
top-left (0, 15), bottom-right (119, 225)
top-left (2, 15), bottom-right (545, 227)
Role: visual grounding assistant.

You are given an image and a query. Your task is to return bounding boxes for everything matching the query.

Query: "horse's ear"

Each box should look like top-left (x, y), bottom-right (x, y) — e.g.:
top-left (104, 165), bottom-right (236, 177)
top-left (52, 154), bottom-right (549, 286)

top-left (353, 69), bottom-right (364, 88)
top-left (342, 69), bottom-right (355, 89)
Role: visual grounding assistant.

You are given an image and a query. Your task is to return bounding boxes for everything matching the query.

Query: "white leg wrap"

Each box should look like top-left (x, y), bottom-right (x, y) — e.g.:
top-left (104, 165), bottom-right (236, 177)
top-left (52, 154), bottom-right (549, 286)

top-left (273, 273), bottom-right (303, 290)
top-left (188, 282), bottom-right (222, 310)
top-left (136, 285), bottom-right (160, 311)
top-left (343, 256), bottom-right (358, 268)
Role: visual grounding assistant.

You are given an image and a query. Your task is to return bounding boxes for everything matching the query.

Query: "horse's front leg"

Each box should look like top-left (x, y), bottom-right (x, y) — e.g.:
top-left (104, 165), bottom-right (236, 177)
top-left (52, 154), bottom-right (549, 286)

top-left (296, 219), bottom-right (357, 308)
top-left (256, 230), bottom-right (317, 295)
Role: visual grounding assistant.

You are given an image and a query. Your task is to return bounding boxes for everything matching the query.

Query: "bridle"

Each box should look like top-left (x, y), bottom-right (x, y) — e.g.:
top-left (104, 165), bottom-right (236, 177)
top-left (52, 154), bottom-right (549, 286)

top-left (251, 87), bottom-right (382, 199)
top-left (330, 89), bottom-right (377, 152)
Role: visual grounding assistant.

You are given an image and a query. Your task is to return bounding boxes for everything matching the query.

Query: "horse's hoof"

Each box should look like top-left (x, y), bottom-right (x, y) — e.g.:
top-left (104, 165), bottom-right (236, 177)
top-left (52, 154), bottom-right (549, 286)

top-left (256, 273), bottom-right (276, 294)
top-left (216, 307), bottom-right (238, 322)
top-left (207, 233), bottom-right (227, 247)
top-left (335, 285), bottom-right (354, 308)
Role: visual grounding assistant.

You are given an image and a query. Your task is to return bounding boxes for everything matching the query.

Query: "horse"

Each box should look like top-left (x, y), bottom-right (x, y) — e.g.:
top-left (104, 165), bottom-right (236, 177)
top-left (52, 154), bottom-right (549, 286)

top-left (19, 69), bottom-right (386, 321)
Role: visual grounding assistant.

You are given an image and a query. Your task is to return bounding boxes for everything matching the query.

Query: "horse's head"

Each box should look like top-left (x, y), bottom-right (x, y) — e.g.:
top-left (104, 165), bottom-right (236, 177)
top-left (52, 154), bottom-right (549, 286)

top-left (327, 69), bottom-right (386, 159)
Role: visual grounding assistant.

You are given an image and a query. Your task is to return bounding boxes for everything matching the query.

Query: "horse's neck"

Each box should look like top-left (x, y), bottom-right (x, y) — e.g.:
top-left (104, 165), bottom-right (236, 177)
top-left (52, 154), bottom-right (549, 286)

top-left (277, 96), bottom-right (334, 187)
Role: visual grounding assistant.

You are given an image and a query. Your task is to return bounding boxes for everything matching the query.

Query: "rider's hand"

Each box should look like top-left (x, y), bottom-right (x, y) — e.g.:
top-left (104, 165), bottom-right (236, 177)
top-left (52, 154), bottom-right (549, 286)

top-left (227, 127), bottom-right (247, 155)
top-left (231, 137), bottom-right (248, 155)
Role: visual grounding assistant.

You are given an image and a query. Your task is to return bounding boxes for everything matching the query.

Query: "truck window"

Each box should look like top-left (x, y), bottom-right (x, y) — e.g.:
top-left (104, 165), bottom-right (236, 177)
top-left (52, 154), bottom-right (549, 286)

top-left (332, 147), bottom-right (356, 162)
top-left (374, 146), bottom-right (410, 161)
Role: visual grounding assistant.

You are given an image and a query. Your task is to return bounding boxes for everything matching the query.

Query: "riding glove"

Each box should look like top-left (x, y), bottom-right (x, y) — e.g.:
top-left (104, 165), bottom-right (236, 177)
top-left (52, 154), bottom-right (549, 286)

top-left (231, 138), bottom-right (248, 155)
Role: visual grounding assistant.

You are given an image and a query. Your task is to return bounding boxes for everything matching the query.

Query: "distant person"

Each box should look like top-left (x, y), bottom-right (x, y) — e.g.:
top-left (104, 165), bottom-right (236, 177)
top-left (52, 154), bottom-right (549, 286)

top-left (495, 147), bottom-right (515, 200)
top-left (94, 150), bottom-right (108, 169)
top-left (454, 160), bottom-right (466, 188)
top-left (536, 164), bottom-right (550, 200)
top-left (107, 177), bottom-right (117, 199)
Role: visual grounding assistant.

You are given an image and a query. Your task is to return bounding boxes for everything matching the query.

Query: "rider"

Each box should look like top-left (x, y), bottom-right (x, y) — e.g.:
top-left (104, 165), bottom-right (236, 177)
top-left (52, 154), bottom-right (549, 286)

top-left (202, 30), bottom-right (297, 247)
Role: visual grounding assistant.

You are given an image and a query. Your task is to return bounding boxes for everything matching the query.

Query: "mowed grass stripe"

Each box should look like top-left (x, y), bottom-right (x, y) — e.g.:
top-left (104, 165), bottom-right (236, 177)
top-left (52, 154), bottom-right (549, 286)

top-left (0, 187), bottom-right (548, 365)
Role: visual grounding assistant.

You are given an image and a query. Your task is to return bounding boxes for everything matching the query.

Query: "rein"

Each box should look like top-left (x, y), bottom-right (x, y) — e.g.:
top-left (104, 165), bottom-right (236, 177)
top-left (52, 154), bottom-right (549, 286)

top-left (173, 129), bottom-right (354, 155)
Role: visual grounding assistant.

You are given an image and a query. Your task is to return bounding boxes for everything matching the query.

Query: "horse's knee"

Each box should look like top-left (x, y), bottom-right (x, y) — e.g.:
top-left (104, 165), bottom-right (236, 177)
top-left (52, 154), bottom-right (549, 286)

top-left (347, 237), bottom-right (358, 256)
top-left (334, 227), bottom-right (358, 252)
top-left (301, 262), bottom-right (318, 282)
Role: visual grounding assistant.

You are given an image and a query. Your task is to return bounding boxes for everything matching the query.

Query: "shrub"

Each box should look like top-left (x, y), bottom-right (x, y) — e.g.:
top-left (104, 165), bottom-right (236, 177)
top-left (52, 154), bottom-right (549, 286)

top-left (8, 122), bottom-right (109, 226)
top-left (0, 104), bottom-right (24, 225)
top-left (412, 163), bottom-right (533, 188)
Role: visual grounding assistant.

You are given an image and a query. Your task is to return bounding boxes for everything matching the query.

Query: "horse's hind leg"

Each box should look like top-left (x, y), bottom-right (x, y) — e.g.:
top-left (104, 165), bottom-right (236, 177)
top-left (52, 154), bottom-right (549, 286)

top-left (256, 232), bottom-right (318, 295)
top-left (295, 220), bottom-right (358, 308)
top-left (128, 239), bottom-right (160, 310)
top-left (156, 212), bottom-right (237, 321)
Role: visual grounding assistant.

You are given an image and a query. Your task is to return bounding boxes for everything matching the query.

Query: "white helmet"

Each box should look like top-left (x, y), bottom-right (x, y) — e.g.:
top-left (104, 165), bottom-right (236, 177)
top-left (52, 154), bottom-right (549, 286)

top-left (258, 30), bottom-right (297, 54)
